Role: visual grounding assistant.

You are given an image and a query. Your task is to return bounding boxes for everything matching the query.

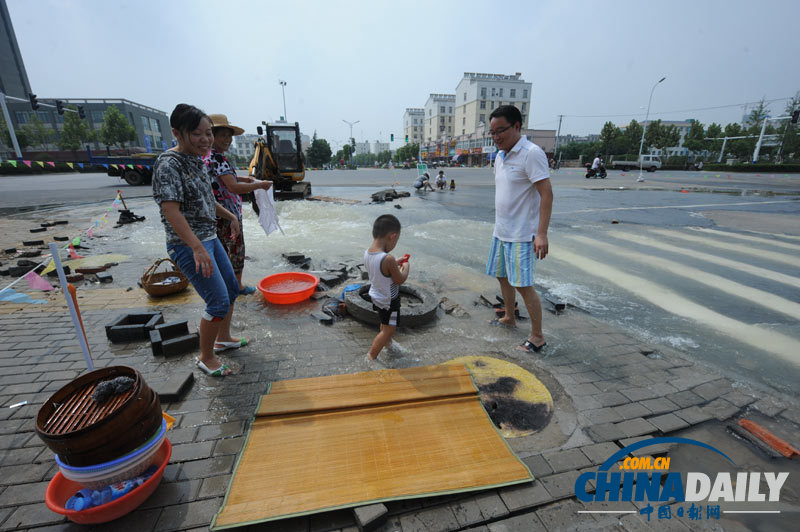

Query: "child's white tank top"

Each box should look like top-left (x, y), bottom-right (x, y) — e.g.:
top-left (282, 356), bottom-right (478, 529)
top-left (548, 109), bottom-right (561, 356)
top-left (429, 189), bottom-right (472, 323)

top-left (364, 250), bottom-right (398, 309)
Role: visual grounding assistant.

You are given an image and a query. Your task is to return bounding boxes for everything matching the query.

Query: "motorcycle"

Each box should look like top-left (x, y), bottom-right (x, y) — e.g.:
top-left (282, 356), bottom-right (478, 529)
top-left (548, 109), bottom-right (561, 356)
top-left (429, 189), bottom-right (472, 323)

top-left (585, 163), bottom-right (607, 179)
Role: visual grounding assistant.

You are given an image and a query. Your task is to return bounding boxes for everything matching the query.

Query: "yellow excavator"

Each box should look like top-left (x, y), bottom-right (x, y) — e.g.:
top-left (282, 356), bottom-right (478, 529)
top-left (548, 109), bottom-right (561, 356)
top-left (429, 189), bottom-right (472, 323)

top-left (247, 122), bottom-right (311, 200)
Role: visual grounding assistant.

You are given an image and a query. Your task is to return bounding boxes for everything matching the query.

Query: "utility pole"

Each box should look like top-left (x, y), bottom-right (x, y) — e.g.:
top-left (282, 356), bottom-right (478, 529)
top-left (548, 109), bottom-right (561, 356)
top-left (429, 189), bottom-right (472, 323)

top-left (637, 77), bottom-right (666, 183)
top-left (342, 119), bottom-right (359, 162)
top-left (554, 114), bottom-right (563, 161)
top-left (279, 80), bottom-right (287, 121)
top-left (752, 115), bottom-right (789, 163)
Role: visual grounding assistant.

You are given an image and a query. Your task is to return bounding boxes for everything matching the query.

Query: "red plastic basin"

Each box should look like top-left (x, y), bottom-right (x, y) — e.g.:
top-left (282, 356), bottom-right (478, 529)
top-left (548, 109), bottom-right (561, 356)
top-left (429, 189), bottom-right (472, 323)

top-left (258, 272), bottom-right (319, 304)
top-left (45, 439), bottom-right (172, 525)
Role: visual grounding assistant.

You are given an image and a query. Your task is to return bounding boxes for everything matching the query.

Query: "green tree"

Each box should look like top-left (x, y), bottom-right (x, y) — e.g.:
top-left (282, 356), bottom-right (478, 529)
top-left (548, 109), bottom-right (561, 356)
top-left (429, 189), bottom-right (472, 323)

top-left (745, 98), bottom-right (769, 130)
top-left (306, 132), bottom-right (332, 167)
top-left (393, 143), bottom-right (419, 162)
top-left (622, 120), bottom-right (644, 156)
top-left (0, 114), bottom-right (33, 150)
top-left (683, 120), bottom-right (706, 154)
top-left (376, 150), bottom-right (392, 165)
top-left (599, 121), bottom-right (621, 156)
top-left (660, 124), bottom-right (681, 153)
top-left (57, 106), bottom-right (95, 151)
top-left (723, 122), bottom-right (753, 159)
top-left (705, 122), bottom-right (723, 155)
top-left (99, 106), bottom-right (136, 149)
top-left (25, 115), bottom-right (52, 150)
top-left (643, 119), bottom-right (663, 152)
top-left (777, 92), bottom-right (800, 161)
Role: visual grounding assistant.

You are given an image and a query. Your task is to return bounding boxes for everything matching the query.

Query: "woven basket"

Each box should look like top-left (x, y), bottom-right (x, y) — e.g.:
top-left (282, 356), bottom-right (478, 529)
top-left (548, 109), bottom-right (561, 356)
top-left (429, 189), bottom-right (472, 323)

top-left (141, 258), bottom-right (189, 297)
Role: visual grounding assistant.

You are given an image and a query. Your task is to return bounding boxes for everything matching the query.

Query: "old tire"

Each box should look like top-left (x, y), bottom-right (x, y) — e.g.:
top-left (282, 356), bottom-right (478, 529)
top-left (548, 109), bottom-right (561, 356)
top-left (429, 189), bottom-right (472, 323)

top-left (344, 284), bottom-right (439, 328)
top-left (123, 170), bottom-right (145, 186)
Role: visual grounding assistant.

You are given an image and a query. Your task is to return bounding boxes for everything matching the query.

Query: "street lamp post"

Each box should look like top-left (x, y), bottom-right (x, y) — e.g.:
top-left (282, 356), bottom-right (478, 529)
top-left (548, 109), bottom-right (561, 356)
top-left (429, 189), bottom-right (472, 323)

top-left (637, 76), bottom-right (666, 183)
top-left (342, 119), bottom-right (359, 162)
top-left (279, 80), bottom-right (287, 121)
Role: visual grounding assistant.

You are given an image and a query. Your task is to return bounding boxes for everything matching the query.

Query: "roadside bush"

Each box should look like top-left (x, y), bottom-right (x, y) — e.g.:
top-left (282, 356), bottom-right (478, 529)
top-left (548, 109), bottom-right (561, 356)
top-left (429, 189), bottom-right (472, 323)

top-left (702, 163), bottom-right (800, 173)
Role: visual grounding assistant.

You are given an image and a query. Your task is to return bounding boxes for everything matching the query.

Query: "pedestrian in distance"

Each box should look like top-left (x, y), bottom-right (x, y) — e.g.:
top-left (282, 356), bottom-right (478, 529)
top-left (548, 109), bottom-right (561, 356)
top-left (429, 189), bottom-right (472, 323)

top-left (485, 105), bottom-right (553, 353)
top-left (435, 170), bottom-right (447, 190)
top-left (413, 172), bottom-right (435, 192)
top-left (364, 214), bottom-right (410, 368)
top-left (450, 178), bottom-right (456, 190)
top-left (152, 104), bottom-right (242, 377)
top-left (205, 114), bottom-right (273, 301)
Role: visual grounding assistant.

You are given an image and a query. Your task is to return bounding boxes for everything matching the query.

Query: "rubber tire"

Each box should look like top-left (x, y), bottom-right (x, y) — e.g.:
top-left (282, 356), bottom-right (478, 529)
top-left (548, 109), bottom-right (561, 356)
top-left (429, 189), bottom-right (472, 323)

top-left (123, 170), bottom-right (145, 186)
top-left (344, 284), bottom-right (439, 328)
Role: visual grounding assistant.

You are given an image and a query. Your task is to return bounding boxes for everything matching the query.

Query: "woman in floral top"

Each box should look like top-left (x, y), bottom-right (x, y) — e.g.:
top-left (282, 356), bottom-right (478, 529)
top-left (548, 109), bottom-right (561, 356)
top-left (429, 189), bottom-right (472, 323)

top-left (152, 104), bottom-right (242, 377)
top-left (205, 114), bottom-right (272, 296)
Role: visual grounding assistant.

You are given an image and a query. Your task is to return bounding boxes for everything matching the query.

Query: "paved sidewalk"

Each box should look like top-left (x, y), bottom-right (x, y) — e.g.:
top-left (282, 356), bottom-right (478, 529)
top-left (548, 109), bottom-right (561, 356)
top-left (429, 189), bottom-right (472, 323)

top-left (0, 213), bottom-right (798, 531)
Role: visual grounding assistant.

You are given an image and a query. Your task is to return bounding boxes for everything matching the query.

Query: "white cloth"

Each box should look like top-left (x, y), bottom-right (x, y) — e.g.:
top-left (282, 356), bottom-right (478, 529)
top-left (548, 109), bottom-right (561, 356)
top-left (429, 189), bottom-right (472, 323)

top-left (254, 183), bottom-right (284, 237)
top-left (364, 250), bottom-right (397, 309)
top-left (493, 136), bottom-right (550, 242)
top-left (591, 157), bottom-right (601, 170)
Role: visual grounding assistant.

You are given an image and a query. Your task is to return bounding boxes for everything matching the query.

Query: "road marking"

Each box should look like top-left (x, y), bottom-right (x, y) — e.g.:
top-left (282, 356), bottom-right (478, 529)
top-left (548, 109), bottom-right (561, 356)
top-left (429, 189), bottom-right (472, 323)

top-left (648, 228), bottom-right (800, 268)
top-left (610, 231), bottom-right (800, 289)
top-left (554, 199), bottom-right (799, 215)
top-left (551, 247), bottom-right (800, 365)
top-left (563, 235), bottom-right (800, 321)
top-left (687, 227), bottom-right (800, 251)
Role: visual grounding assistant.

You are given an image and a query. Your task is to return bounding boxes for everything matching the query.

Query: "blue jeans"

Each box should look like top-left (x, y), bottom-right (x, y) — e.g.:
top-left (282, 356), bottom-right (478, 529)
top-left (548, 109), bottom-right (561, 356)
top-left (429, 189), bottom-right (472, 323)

top-left (167, 238), bottom-right (238, 319)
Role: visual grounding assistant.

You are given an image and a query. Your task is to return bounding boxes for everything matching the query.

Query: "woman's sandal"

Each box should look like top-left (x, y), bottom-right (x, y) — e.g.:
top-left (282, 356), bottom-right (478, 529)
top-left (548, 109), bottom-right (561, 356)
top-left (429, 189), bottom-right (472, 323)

top-left (213, 338), bottom-right (248, 353)
top-left (517, 339), bottom-right (547, 353)
top-left (195, 357), bottom-right (232, 377)
top-left (488, 318), bottom-right (517, 330)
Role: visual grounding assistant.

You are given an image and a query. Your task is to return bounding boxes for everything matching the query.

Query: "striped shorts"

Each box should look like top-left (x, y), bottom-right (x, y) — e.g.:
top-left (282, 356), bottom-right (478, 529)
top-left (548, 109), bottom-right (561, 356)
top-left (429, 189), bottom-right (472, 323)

top-left (485, 237), bottom-right (536, 287)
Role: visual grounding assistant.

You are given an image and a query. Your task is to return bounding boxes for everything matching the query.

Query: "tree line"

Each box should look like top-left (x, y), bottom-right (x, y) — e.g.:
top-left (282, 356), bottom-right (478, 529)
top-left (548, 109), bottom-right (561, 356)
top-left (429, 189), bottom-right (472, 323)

top-left (1, 105), bottom-right (137, 153)
top-left (559, 96), bottom-right (800, 163)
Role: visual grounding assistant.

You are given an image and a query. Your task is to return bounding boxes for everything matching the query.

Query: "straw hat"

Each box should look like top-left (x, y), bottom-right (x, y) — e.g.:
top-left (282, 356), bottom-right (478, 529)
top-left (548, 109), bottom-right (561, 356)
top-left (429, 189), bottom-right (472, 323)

top-left (208, 114), bottom-right (244, 136)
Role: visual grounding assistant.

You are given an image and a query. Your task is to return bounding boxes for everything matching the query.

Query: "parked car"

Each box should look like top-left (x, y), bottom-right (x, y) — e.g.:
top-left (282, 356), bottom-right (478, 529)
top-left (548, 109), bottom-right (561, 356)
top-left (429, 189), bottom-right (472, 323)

top-left (611, 155), bottom-right (662, 172)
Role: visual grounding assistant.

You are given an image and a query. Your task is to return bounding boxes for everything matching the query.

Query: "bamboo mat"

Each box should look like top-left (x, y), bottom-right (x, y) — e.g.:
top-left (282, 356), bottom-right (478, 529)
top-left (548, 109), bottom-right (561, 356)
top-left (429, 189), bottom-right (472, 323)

top-left (211, 364), bottom-right (533, 530)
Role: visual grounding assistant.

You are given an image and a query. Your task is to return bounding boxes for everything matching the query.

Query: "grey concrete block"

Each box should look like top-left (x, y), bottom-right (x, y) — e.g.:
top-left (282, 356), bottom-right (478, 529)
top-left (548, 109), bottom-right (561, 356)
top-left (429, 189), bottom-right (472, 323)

top-left (487, 512), bottom-right (546, 531)
top-left (151, 371), bottom-right (194, 402)
top-left (620, 387), bottom-right (659, 402)
top-left (692, 379), bottom-right (731, 401)
top-left (593, 392), bottom-right (629, 407)
top-left (647, 413), bottom-right (690, 433)
top-left (585, 422), bottom-right (622, 443)
top-left (499, 481), bottom-right (553, 511)
top-left (701, 397), bottom-right (740, 421)
top-left (666, 390), bottom-right (705, 408)
top-left (639, 397), bottom-right (680, 416)
top-left (398, 503), bottom-right (460, 532)
top-left (752, 397), bottom-right (786, 417)
top-left (450, 496), bottom-right (484, 529)
top-left (474, 490), bottom-right (509, 521)
top-left (543, 448), bottom-right (592, 474)
top-left (580, 442), bottom-right (622, 465)
top-left (522, 454), bottom-right (553, 478)
top-left (614, 402), bottom-right (652, 420)
top-left (579, 407), bottom-right (623, 425)
top-left (539, 470), bottom-right (581, 500)
top-left (616, 417), bottom-right (657, 438)
top-left (674, 406), bottom-right (713, 425)
top-left (354, 503), bottom-right (388, 531)
top-left (721, 390), bottom-right (756, 408)
top-left (106, 311), bottom-right (164, 343)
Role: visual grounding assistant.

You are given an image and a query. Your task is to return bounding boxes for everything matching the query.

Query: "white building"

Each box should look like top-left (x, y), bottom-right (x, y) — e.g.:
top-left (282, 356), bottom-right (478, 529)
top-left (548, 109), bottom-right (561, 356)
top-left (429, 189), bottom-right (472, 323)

top-left (454, 72), bottom-right (532, 137)
top-left (300, 134), bottom-right (311, 154)
top-left (355, 141), bottom-right (371, 155)
top-left (232, 133), bottom-right (259, 161)
top-left (423, 94), bottom-right (455, 143)
top-left (403, 108), bottom-right (424, 144)
top-left (373, 141), bottom-right (390, 154)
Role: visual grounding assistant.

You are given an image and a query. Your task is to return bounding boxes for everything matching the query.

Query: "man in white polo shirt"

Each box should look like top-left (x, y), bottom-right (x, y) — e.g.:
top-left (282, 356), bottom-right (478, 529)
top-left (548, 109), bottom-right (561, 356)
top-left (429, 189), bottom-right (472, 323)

top-left (486, 105), bottom-right (553, 353)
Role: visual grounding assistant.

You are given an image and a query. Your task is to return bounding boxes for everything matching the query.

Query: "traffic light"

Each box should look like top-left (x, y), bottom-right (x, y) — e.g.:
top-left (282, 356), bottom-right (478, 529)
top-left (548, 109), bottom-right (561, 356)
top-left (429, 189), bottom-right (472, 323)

top-left (792, 110), bottom-right (799, 124)
top-left (56, 100), bottom-right (65, 115)
top-left (78, 106), bottom-right (86, 119)
top-left (390, 134), bottom-right (394, 142)
top-left (405, 135), bottom-right (409, 143)
top-left (28, 93), bottom-right (39, 110)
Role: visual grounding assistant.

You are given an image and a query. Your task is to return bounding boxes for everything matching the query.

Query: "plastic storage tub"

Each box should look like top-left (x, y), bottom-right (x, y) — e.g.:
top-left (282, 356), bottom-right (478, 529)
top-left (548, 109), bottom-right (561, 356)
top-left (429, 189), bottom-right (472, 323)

top-left (258, 272), bottom-right (319, 304)
top-left (55, 418), bottom-right (166, 489)
top-left (46, 439), bottom-right (171, 525)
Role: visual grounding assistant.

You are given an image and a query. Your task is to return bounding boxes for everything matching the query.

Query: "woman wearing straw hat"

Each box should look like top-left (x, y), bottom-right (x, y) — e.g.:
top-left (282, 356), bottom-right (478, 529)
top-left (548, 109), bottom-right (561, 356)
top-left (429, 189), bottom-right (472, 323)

top-left (205, 114), bottom-right (272, 313)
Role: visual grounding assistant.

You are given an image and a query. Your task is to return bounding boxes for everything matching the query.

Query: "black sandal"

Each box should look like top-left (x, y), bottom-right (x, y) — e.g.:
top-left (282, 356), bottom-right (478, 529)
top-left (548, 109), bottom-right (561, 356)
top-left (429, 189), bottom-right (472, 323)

top-left (518, 339), bottom-right (546, 353)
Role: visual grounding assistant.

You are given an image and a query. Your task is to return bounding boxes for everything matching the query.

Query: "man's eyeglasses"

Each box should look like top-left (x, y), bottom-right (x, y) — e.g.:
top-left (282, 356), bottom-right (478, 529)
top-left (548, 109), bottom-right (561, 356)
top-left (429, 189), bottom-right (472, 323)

top-left (489, 125), bottom-right (511, 137)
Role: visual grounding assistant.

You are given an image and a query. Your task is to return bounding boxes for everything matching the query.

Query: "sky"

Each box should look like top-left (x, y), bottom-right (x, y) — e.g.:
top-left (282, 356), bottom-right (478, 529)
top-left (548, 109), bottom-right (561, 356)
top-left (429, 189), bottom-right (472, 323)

top-left (7, 0), bottom-right (799, 149)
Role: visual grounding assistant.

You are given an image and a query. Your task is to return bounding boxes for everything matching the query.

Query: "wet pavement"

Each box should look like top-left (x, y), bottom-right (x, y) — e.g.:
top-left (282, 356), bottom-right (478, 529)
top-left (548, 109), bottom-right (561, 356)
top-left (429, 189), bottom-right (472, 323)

top-left (0, 168), bottom-right (798, 531)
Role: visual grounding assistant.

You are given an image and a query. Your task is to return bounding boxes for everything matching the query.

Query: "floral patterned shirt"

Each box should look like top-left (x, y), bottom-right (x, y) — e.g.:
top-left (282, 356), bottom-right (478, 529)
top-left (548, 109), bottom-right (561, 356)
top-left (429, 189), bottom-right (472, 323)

top-left (205, 148), bottom-right (242, 221)
top-left (152, 150), bottom-right (217, 246)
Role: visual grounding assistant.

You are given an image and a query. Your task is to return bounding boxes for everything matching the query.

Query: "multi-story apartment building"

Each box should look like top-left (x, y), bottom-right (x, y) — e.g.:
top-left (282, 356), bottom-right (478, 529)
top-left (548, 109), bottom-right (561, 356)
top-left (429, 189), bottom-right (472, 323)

top-left (232, 134), bottom-right (259, 161)
top-left (453, 72), bottom-right (532, 138)
top-left (372, 141), bottom-right (389, 154)
top-left (423, 94), bottom-right (455, 143)
top-left (355, 141), bottom-right (371, 155)
top-left (402, 108), bottom-right (424, 144)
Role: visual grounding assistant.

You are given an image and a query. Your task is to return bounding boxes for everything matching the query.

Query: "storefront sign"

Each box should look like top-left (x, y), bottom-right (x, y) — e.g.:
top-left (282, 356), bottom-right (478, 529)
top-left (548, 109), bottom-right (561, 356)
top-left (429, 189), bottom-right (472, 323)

top-left (482, 145), bottom-right (497, 153)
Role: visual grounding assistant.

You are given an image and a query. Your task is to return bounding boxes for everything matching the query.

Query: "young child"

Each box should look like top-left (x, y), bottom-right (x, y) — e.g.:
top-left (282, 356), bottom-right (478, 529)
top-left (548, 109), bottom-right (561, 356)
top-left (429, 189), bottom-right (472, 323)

top-left (435, 170), bottom-right (447, 190)
top-left (449, 178), bottom-right (456, 190)
top-left (364, 214), bottom-right (410, 368)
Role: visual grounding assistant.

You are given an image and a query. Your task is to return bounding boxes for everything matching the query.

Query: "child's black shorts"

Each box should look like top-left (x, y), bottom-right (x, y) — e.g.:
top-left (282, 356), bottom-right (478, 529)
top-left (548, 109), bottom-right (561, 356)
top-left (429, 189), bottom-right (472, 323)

top-left (373, 297), bottom-right (401, 327)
